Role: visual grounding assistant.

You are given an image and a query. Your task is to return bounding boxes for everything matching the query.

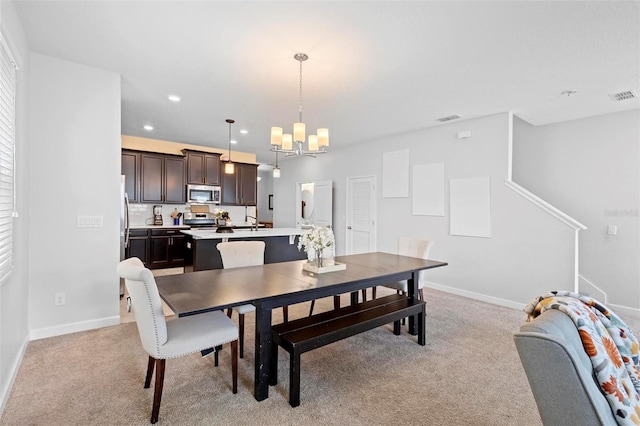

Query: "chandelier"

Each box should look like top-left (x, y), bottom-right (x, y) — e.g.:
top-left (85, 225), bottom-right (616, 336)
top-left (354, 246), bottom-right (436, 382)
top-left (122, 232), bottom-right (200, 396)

top-left (270, 53), bottom-right (329, 157)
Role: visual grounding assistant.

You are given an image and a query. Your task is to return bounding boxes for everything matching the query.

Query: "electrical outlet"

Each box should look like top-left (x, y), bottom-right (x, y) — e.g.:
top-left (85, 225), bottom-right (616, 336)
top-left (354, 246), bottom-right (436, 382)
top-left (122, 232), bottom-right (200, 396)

top-left (55, 292), bottom-right (66, 306)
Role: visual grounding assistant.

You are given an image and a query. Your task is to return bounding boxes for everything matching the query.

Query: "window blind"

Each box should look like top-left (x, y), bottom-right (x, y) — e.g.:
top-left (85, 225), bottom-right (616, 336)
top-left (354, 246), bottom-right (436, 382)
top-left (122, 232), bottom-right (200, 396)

top-left (0, 32), bottom-right (17, 285)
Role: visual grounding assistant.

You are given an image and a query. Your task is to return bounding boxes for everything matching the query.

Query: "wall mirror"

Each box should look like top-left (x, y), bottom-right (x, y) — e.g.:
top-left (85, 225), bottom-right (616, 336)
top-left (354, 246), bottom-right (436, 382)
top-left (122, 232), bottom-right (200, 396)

top-left (296, 180), bottom-right (333, 229)
top-left (301, 183), bottom-right (314, 220)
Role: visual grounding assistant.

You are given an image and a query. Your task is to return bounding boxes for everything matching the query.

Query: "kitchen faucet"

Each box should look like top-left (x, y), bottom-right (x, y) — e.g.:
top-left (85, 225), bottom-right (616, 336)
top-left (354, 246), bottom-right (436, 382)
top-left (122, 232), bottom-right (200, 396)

top-left (244, 202), bottom-right (259, 231)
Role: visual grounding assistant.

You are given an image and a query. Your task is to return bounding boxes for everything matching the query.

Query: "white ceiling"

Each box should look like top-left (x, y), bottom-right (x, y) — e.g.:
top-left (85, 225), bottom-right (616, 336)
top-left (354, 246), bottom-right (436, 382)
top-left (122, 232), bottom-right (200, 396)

top-left (13, 1), bottom-right (640, 165)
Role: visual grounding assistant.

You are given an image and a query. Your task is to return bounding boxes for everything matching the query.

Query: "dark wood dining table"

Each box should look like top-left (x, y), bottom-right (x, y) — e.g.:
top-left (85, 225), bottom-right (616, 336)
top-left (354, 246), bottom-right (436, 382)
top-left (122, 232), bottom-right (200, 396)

top-left (155, 252), bottom-right (448, 401)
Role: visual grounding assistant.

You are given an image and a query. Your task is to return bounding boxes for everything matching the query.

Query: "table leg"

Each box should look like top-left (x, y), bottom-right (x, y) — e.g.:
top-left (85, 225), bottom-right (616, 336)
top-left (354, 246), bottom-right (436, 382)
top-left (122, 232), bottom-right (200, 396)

top-left (254, 303), bottom-right (273, 401)
top-left (408, 271), bottom-right (418, 336)
top-left (333, 295), bottom-right (340, 310)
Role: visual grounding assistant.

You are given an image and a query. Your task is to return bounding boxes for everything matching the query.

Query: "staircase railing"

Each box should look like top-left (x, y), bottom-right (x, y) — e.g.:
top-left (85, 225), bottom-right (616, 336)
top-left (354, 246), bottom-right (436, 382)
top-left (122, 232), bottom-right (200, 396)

top-left (507, 112), bottom-right (587, 292)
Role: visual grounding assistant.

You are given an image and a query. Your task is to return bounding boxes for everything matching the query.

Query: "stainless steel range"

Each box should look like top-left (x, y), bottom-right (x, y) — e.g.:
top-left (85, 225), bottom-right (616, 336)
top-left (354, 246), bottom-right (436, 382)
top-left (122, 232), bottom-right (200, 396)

top-left (182, 212), bottom-right (217, 228)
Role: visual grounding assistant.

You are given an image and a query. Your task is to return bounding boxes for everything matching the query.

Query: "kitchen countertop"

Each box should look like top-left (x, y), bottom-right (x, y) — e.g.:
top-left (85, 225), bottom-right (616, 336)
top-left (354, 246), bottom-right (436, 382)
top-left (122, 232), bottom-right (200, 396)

top-left (182, 227), bottom-right (302, 239)
top-left (130, 224), bottom-right (191, 230)
top-left (130, 223), bottom-right (268, 231)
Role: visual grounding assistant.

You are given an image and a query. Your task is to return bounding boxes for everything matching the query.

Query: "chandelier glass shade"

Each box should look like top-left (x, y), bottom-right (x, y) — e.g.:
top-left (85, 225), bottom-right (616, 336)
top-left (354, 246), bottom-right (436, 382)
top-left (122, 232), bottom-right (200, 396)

top-left (270, 53), bottom-right (329, 157)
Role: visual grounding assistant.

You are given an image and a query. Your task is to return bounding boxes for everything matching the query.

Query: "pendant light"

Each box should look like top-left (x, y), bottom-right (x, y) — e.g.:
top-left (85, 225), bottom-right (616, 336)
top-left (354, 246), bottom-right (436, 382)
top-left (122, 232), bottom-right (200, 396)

top-left (224, 118), bottom-right (235, 174)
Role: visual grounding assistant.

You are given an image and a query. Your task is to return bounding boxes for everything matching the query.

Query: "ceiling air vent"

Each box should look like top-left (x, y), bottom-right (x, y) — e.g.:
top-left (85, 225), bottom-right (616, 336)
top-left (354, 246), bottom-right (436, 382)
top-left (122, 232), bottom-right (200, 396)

top-left (437, 114), bottom-right (461, 122)
top-left (608, 90), bottom-right (637, 102)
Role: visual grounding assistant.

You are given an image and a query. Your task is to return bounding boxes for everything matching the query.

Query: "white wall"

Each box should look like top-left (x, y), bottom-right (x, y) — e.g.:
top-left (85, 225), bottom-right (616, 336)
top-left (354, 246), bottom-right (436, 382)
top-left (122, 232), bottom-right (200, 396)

top-left (274, 112), bottom-right (579, 308)
top-left (27, 53), bottom-right (121, 338)
top-left (513, 111), bottom-right (640, 309)
top-left (0, 1), bottom-right (31, 414)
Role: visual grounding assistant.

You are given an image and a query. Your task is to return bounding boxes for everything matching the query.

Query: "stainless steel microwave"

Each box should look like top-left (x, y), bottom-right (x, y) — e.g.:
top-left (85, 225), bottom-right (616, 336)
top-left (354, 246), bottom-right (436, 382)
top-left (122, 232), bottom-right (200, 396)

top-left (186, 184), bottom-right (221, 204)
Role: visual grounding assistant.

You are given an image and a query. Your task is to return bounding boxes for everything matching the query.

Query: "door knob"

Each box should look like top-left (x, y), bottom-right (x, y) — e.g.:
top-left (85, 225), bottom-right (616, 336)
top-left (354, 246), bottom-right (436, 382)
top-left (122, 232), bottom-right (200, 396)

top-left (347, 226), bottom-right (352, 230)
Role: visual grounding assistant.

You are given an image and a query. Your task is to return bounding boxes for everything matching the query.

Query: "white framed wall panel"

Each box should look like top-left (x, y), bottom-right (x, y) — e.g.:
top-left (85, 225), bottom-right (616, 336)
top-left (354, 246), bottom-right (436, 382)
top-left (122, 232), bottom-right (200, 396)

top-left (450, 176), bottom-right (491, 238)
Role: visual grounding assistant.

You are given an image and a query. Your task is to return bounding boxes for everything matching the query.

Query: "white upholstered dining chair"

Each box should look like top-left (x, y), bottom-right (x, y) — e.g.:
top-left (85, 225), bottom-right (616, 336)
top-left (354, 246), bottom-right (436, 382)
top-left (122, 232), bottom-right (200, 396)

top-left (376, 238), bottom-right (434, 301)
top-left (117, 257), bottom-right (238, 424)
top-left (217, 241), bottom-right (289, 359)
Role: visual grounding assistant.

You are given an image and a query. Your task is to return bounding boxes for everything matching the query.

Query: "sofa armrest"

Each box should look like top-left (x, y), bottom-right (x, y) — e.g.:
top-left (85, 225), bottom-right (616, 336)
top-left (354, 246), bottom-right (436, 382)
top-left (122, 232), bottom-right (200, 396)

top-left (514, 330), bottom-right (616, 426)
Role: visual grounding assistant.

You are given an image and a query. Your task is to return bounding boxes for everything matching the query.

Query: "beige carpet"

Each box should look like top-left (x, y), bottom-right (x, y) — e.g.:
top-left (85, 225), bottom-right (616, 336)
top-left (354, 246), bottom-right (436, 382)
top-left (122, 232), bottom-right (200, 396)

top-left (3, 287), bottom-right (637, 425)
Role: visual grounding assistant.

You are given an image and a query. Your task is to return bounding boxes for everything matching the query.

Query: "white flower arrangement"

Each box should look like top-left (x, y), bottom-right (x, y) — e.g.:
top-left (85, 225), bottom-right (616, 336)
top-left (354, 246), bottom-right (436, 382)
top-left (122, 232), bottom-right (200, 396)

top-left (213, 208), bottom-right (229, 219)
top-left (298, 225), bottom-right (335, 266)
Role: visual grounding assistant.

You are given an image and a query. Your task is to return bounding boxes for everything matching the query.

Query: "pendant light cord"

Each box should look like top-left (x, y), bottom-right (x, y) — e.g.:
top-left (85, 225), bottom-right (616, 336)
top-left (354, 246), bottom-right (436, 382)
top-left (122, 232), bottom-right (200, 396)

top-left (298, 57), bottom-right (303, 123)
top-left (226, 118), bottom-right (234, 162)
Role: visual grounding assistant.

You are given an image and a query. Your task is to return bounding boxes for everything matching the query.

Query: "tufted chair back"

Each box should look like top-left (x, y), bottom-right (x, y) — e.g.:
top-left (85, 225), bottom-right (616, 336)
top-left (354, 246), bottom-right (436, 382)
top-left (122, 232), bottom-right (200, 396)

top-left (217, 241), bottom-right (265, 268)
top-left (116, 257), bottom-right (167, 358)
top-left (398, 237), bottom-right (434, 284)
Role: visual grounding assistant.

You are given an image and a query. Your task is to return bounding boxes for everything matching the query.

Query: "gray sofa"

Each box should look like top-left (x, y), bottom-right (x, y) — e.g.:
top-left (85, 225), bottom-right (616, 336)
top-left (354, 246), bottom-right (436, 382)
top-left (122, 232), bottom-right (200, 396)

top-left (514, 309), bottom-right (617, 426)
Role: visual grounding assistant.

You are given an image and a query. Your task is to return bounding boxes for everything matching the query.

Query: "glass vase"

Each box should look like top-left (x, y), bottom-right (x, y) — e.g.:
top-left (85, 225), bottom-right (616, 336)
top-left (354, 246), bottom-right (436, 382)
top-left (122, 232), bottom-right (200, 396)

top-left (316, 250), bottom-right (323, 268)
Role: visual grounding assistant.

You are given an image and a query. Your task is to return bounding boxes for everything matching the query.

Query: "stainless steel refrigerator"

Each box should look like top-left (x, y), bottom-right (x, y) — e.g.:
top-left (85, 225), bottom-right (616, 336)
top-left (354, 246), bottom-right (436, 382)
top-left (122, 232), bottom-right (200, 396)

top-left (119, 175), bottom-right (130, 297)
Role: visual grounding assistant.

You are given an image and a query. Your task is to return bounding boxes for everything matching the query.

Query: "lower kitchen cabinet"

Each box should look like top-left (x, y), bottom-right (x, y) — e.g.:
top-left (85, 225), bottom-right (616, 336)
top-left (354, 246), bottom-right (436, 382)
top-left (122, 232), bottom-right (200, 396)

top-left (149, 229), bottom-right (186, 269)
top-left (126, 229), bottom-right (149, 265)
top-left (125, 228), bottom-right (185, 269)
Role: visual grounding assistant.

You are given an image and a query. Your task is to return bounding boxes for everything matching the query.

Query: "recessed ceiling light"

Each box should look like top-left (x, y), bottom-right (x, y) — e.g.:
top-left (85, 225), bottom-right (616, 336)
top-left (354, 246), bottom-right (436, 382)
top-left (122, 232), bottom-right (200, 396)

top-left (143, 125), bottom-right (154, 131)
top-left (240, 129), bottom-right (248, 134)
top-left (168, 95), bottom-right (181, 102)
top-left (230, 139), bottom-right (237, 144)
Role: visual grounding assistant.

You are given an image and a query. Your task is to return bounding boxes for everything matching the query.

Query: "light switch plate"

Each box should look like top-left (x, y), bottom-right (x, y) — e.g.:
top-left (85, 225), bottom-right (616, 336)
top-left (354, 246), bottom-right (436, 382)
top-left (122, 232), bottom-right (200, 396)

top-left (77, 215), bottom-right (104, 227)
top-left (607, 225), bottom-right (617, 235)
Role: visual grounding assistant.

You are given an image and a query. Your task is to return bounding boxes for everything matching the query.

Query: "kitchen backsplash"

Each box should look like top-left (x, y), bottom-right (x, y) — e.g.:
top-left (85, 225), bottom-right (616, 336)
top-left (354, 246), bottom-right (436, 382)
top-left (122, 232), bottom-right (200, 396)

top-left (128, 203), bottom-right (257, 227)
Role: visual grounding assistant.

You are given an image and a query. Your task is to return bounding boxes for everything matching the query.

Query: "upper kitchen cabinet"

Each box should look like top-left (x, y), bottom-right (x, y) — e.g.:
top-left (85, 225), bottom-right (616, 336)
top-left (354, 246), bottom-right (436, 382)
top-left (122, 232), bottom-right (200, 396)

top-left (183, 150), bottom-right (221, 185)
top-left (140, 152), bottom-right (186, 204)
top-left (121, 150), bottom-right (140, 203)
top-left (220, 162), bottom-right (258, 205)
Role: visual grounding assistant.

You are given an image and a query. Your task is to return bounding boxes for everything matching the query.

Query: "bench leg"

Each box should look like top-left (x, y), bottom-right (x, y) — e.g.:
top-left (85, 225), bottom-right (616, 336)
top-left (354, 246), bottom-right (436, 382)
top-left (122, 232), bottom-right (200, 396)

top-left (289, 350), bottom-right (301, 407)
top-left (393, 319), bottom-right (401, 335)
top-left (269, 337), bottom-right (278, 386)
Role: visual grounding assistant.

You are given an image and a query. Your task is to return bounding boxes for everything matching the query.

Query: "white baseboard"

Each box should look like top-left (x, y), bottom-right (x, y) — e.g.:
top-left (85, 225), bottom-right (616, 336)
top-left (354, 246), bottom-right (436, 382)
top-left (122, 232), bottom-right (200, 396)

top-left (608, 302), bottom-right (640, 318)
top-left (29, 315), bottom-right (120, 341)
top-left (424, 281), bottom-right (640, 316)
top-left (0, 331), bottom-right (29, 417)
top-left (424, 281), bottom-right (526, 311)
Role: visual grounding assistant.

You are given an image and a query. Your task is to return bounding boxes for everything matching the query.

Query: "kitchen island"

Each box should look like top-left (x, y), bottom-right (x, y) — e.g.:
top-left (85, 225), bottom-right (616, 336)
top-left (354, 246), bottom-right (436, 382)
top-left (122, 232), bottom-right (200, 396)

top-left (182, 228), bottom-right (307, 272)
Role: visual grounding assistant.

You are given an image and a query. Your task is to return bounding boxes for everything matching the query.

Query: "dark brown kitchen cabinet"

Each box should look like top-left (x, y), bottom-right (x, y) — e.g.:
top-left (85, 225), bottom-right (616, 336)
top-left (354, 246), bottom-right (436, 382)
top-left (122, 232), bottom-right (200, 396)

top-left (220, 162), bottom-right (258, 205)
top-left (149, 229), bottom-right (186, 268)
top-left (183, 150), bottom-right (221, 185)
top-left (125, 229), bottom-right (149, 266)
top-left (140, 153), bottom-right (186, 204)
top-left (121, 150), bottom-right (140, 203)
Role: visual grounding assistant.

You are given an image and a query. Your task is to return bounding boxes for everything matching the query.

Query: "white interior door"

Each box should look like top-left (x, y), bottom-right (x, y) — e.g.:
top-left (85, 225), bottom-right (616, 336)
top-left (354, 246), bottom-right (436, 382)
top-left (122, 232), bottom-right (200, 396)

top-left (346, 175), bottom-right (377, 254)
top-left (313, 180), bottom-right (333, 229)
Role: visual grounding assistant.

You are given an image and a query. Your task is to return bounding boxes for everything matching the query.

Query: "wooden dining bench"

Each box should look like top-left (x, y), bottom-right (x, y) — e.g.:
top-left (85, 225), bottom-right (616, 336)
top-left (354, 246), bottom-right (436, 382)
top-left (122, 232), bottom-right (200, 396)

top-left (269, 293), bottom-right (426, 407)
